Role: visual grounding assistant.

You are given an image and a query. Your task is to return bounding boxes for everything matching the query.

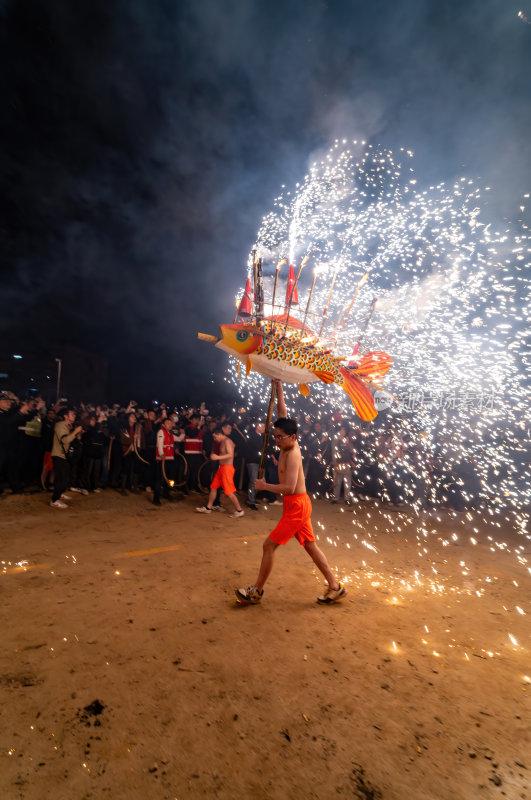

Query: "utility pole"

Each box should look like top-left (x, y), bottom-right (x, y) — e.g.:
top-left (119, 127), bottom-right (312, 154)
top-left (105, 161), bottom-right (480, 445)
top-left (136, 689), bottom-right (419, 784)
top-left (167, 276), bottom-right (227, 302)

top-left (55, 358), bottom-right (62, 402)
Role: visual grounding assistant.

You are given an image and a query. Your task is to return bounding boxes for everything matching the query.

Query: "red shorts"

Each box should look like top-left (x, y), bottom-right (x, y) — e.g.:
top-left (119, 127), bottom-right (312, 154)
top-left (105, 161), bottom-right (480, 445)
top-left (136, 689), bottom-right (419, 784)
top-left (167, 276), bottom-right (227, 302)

top-left (42, 452), bottom-right (53, 472)
top-left (270, 493), bottom-right (315, 546)
top-left (210, 464), bottom-right (236, 495)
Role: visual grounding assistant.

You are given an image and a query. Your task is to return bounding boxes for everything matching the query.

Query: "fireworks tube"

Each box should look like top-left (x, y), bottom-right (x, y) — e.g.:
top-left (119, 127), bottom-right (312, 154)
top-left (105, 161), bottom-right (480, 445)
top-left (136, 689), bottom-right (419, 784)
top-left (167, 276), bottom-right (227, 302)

top-left (283, 256), bottom-right (309, 336)
top-left (318, 263), bottom-right (341, 337)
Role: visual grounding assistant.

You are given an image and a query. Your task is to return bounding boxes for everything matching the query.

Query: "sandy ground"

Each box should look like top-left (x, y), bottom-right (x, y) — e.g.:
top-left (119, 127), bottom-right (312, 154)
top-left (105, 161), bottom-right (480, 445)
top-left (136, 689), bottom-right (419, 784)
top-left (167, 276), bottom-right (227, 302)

top-left (0, 488), bottom-right (529, 800)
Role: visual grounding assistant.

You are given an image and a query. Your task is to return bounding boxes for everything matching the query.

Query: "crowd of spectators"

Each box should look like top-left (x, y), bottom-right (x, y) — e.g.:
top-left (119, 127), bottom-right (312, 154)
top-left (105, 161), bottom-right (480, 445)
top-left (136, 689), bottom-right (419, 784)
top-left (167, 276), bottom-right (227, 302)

top-left (0, 389), bottom-right (487, 513)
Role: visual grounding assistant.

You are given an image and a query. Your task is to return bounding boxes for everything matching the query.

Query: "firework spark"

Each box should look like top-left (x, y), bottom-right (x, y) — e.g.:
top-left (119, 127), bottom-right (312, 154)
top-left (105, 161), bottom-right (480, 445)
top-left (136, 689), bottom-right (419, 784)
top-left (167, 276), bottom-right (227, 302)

top-left (225, 142), bottom-right (530, 518)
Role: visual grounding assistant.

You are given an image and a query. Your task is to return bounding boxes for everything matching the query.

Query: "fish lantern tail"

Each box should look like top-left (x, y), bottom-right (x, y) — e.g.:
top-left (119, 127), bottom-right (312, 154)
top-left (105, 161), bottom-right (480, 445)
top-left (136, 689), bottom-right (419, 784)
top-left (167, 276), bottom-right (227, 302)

top-left (351, 351), bottom-right (392, 381)
top-left (339, 366), bottom-right (378, 421)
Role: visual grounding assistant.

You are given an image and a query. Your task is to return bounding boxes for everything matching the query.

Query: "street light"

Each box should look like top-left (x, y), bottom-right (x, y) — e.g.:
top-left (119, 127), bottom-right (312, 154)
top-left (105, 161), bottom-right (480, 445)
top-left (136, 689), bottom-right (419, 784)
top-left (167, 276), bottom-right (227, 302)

top-left (55, 358), bottom-right (62, 401)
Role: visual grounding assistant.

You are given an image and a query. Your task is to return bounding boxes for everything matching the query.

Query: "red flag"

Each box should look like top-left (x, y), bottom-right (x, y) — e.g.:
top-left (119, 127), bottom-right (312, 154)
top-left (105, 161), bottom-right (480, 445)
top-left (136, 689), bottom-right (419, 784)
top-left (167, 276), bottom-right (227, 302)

top-left (238, 278), bottom-right (253, 317)
top-left (285, 264), bottom-right (299, 306)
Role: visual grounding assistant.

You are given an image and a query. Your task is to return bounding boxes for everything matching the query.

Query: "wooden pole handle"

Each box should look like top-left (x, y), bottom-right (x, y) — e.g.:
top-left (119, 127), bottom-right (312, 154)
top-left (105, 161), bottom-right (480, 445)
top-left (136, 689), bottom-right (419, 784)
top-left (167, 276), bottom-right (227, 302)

top-left (258, 381), bottom-right (277, 479)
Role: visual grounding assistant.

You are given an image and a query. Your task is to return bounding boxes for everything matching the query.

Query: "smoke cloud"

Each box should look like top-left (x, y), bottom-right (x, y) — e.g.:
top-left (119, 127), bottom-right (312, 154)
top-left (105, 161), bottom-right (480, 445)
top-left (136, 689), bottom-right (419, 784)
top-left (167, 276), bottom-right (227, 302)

top-left (1, 0), bottom-right (529, 400)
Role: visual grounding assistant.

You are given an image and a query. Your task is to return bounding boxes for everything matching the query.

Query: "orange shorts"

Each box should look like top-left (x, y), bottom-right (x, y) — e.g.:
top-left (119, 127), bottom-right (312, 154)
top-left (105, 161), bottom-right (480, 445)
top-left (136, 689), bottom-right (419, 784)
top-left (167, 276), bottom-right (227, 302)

top-left (210, 464), bottom-right (236, 495)
top-left (42, 452), bottom-right (53, 472)
top-left (270, 493), bottom-right (315, 546)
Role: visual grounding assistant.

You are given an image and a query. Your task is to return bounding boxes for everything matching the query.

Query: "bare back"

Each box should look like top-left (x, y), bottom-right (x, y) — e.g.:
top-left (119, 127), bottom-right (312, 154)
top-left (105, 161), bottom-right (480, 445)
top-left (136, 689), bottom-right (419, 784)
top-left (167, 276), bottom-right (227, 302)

top-left (277, 440), bottom-right (306, 495)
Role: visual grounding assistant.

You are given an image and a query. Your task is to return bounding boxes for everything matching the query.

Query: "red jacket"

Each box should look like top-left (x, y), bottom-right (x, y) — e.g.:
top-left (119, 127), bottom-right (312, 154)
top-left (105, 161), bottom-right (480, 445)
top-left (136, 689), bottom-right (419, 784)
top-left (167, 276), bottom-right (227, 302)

top-left (156, 427), bottom-right (175, 461)
top-left (184, 425), bottom-right (203, 455)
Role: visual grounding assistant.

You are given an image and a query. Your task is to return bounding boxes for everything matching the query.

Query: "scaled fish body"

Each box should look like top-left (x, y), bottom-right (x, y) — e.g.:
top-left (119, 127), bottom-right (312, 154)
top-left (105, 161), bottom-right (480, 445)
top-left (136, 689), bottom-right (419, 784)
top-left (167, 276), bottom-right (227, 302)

top-left (212, 317), bottom-right (392, 421)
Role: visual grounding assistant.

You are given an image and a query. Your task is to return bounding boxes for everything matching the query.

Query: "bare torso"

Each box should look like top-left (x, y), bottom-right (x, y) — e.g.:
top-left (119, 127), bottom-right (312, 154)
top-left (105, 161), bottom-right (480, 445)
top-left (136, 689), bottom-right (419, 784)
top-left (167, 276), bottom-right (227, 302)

top-left (278, 441), bottom-right (306, 495)
top-left (219, 437), bottom-right (234, 466)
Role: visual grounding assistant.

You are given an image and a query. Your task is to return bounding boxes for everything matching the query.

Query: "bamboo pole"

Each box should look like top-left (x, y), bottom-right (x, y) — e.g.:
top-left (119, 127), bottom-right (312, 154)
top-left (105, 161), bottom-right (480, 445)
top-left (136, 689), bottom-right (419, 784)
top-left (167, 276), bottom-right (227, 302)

top-left (258, 381), bottom-right (277, 479)
top-left (327, 270), bottom-right (370, 348)
top-left (255, 256), bottom-right (264, 325)
top-left (300, 269), bottom-right (317, 337)
top-left (270, 258), bottom-right (286, 329)
top-left (318, 264), bottom-right (340, 337)
top-left (338, 271), bottom-right (370, 332)
top-left (351, 296), bottom-right (378, 358)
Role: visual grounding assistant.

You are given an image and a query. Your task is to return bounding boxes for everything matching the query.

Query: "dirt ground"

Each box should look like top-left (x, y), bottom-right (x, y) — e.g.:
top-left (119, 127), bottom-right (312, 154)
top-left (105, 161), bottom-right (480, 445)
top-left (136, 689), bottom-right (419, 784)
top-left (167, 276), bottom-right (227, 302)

top-left (0, 488), bottom-right (529, 800)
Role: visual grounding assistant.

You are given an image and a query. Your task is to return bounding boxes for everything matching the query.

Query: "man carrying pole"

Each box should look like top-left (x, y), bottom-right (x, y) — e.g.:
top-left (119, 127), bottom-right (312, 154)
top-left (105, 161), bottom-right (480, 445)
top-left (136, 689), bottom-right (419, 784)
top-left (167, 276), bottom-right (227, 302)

top-left (235, 379), bottom-right (346, 606)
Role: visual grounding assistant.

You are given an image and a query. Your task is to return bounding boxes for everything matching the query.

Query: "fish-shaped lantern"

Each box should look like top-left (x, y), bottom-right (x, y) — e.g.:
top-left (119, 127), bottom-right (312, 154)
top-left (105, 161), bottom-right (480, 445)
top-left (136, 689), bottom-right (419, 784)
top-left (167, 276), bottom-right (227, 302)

top-left (198, 313), bottom-right (392, 421)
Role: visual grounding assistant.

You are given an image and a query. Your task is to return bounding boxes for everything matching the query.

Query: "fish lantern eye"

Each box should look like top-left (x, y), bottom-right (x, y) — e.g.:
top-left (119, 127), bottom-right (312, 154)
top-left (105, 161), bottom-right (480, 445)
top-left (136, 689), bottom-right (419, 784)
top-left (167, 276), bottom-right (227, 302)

top-left (236, 330), bottom-right (249, 342)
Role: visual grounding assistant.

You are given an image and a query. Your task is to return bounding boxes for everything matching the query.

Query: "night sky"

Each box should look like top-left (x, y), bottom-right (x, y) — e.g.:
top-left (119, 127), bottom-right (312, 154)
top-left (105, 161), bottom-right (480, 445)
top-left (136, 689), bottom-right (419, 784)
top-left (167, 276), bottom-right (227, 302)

top-left (1, 0), bottom-right (530, 403)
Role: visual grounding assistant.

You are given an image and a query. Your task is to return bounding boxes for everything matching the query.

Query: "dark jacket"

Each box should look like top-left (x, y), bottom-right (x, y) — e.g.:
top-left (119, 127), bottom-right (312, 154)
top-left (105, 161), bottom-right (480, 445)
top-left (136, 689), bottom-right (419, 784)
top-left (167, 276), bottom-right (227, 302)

top-left (82, 425), bottom-right (107, 459)
top-left (0, 406), bottom-right (36, 448)
top-left (119, 424), bottom-right (146, 457)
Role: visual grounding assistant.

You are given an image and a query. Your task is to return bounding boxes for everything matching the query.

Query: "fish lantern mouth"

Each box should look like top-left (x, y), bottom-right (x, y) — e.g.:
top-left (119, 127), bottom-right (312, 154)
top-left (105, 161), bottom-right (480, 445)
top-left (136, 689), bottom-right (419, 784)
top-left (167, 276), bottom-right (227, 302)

top-left (197, 333), bottom-right (219, 343)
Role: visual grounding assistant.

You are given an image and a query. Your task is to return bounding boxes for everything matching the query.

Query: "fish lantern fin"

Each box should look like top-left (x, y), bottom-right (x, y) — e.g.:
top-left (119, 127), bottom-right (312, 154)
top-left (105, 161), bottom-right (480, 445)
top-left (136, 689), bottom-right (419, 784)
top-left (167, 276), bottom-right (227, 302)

top-left (339, 366), bottom-right (378, 421)
top-left (298, 383), bottom-right (310, 397)
top-left (312, 369), bottom-right (335, 385)
top-left (246, 357), bottom-right (253, 377)
top-left (351, 351), bottom-right (392, 380)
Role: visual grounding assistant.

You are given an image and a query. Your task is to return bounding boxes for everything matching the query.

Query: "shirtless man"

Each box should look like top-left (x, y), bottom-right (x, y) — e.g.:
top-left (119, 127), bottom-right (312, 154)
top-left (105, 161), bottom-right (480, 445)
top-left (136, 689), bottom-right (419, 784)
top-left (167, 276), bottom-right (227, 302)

top-left (196, 426), bottom-right (244, 518)
top-left (235, 381), bottom-right (346, 605)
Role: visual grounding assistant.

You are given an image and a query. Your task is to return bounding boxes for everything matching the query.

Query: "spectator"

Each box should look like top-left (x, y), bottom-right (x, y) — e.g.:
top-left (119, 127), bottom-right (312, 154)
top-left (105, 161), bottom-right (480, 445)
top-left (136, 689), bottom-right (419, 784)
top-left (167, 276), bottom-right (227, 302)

top-left (40, 406), bottom-right (58, 491)
top-left (330, 426), bottom-right (354, 504)
top-left (119, 412), bottom-right (146, 495)
top-left (68, 418), bottom-right (86, 494)
top-left (97, 407), bottom-right (111, 489)
top-left (0, 391), bottom-right (19, 495)
top-left (0, 392), bottom-right (43, 494)
top-left (153, 416), bottom-right (176, 506)
top-left (107, 410), bottom-right (122, 489)
top-left (81, 414), bottom-right (106, 492)
top-left (184, 413), bottom-right (203, 492)
top-left (50, 409), bottom-right (83, 508)
top-left (242, 421), bottom-right (277, 510)
top-left (17, 394), bottom-right (45, 486)
top-left (142, 408), bottom-right (160, 491)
